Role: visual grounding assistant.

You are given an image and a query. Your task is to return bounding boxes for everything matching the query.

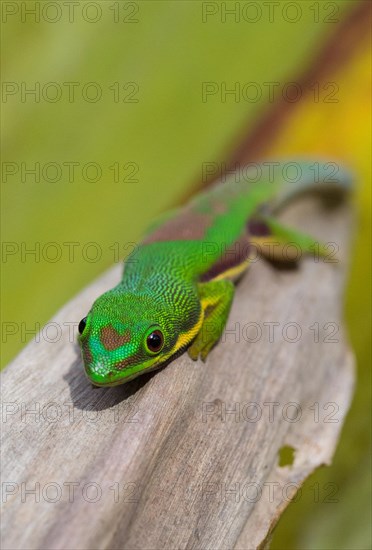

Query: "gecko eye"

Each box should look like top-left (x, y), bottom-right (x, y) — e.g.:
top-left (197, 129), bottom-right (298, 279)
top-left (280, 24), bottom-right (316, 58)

top-left (78, 317), bottom-right (87, 334)
top-left (145, 330), bottom-right (164, 354)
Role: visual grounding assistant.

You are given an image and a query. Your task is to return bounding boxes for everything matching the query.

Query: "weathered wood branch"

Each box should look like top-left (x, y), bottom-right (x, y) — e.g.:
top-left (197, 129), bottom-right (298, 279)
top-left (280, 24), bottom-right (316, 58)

top-left (1, 198), bottom-right (355, 550)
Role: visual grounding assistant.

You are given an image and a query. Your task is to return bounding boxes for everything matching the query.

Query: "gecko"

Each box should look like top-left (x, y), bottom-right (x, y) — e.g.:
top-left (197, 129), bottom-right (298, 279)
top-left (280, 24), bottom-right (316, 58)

top-left (78, 160), bottom-right (351, 386)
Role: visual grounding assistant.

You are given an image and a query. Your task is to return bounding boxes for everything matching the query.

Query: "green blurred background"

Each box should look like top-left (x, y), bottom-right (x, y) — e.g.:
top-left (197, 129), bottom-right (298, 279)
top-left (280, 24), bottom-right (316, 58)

top-left (2, 1), bottom-right (371, 548)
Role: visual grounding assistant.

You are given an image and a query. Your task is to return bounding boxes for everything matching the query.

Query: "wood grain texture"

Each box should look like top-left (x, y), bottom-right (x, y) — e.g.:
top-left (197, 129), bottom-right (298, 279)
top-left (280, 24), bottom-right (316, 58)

top-left (1, 197), bottom-right (355, 550)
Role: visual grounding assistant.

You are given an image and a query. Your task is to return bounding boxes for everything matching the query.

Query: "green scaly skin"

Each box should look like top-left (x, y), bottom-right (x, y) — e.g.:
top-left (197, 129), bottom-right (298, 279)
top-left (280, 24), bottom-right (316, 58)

top-left (78, 161), bottom-right (352, 386)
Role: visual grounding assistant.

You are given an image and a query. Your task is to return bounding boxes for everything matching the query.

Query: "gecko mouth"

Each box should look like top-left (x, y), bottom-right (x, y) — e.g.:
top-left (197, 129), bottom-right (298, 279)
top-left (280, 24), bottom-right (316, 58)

top-left (84, 354), bottom-right (169, 387)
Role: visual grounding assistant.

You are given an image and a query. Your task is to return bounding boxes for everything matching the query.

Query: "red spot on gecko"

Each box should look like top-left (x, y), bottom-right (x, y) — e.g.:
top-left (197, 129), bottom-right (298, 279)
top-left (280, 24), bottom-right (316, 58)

top-left (100, 326), bottom-right (131, 351)
top-left (143, 207), bottom-right (212, 243)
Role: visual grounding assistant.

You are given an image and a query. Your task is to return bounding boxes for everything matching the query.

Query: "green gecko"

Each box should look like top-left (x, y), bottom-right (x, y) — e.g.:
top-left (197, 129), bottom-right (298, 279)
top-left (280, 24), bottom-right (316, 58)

top-left (78, 161), bottom-right (351, 386)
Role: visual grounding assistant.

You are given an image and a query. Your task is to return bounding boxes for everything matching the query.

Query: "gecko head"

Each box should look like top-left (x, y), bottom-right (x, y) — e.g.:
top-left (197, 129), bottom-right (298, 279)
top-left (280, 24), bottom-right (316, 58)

top-left (77, 288), bottom-right (185, 386)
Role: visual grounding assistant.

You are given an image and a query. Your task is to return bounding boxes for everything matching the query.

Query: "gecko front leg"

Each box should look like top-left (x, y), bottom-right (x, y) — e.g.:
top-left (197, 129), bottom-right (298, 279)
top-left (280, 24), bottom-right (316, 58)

top-left (188, 279), bottom-right (234, 362)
